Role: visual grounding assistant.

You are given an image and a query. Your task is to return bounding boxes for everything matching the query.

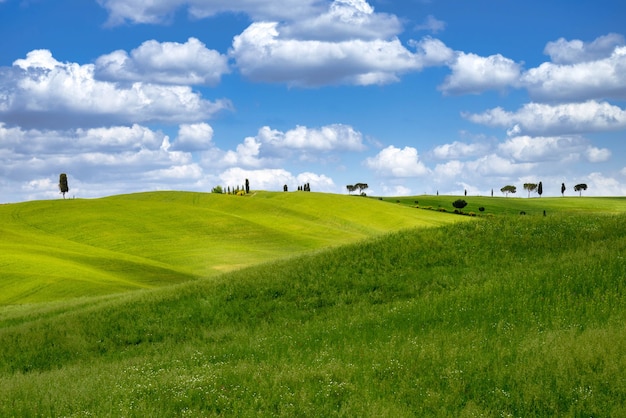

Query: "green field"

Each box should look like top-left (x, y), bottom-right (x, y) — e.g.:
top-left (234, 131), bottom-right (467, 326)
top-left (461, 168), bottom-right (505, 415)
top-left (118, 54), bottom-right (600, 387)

top-left (0, 191), bottom-right (466, 305)
top-left (1, 192), bottom-right (626, 416)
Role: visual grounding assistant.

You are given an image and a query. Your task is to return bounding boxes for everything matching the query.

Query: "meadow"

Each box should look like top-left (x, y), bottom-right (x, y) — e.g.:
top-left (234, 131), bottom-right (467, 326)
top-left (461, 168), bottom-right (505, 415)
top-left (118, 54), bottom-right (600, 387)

top-left (1, 192), bottom-right (626, 416)
top-left (0, 191), bottom-right (462, 305)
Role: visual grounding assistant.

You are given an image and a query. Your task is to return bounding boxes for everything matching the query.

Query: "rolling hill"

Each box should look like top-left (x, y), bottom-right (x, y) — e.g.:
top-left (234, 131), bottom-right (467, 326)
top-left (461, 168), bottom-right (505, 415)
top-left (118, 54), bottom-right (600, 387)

top-left (0, 191), bottom-right (469, 304)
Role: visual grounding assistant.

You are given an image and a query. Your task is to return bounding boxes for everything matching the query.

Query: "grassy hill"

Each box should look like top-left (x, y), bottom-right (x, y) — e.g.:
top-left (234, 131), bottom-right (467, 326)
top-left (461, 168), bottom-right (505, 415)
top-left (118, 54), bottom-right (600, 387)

top-left (0, 191), bottom-right (468, 304)
top-left (1, 192), bottom-right (626, 416)
top-left (384, 194), bottom-right (626, 215)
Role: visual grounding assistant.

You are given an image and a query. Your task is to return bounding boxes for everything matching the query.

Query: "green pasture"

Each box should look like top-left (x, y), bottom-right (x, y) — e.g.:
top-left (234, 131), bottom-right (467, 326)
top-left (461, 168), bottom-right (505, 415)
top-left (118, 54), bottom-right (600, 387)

top-left (385, 194), bottom-right (626, 215)
top-left (0, 191), bottom-right (466, 304)
top-left (1, 192), bottom-right (626, 416)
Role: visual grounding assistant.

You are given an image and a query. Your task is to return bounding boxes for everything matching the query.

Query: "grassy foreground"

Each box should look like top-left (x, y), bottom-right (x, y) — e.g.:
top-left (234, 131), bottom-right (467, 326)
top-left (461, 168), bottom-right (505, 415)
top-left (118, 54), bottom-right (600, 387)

top-left (0, 191), bottom-right (465, 305)
top-left (1, 205), bottom-right (626, 415)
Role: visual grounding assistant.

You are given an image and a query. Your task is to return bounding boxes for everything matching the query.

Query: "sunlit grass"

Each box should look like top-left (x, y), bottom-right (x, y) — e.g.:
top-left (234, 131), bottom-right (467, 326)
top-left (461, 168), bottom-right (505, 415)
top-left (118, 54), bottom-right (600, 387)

top-left (0, 191), bottom-right (468, 304)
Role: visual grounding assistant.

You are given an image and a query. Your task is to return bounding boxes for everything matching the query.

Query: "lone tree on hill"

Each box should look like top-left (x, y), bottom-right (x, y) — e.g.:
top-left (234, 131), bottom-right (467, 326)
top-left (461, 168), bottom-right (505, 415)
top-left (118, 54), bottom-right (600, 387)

top-left (354, 183), bottom-right (368, 195)
top-left (538, 181), bottom-right (543, 197)
top-left (501, 185), bottom-right (516, 197)
top-left (523, 183), bottom-right (538, 198)
top-left (346, 185), bottom-right (357, 194)
top-left (574, 183), bottom-right (588, 196)
top-left (245, 179), bottom-right (250, 194)
top-left (59, 173), bottom-right (69, 199)
top-left (561, 182), bottom-right (566, 196)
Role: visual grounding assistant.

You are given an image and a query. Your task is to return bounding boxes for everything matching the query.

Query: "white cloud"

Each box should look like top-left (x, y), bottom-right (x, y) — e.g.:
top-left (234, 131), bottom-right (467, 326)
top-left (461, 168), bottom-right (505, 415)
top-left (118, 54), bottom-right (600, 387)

top-left (222, 137), bottom-right (264, 167)
top-left (522, 45), bottom-right (626, 101)
top-left (414, 15), bottom-right (446, 33)
top-left (585, 172), bottom-right (626, 196)
top-left (433, 160), bottom-right (464, 179)
top-left (543, 33), bottom-right (625, 64)
top-left (439, 52), bottom-right (522, 95)
top-left (466, 154), bottom-right (536, 177)
top-left (432, 141), bottom-right (489, 159)
top-left (173, 123), bottom-right (214, 151)
top-left (218, 167), bottom-right (337, 192)
top-left (364, 145), bottom-right (430, 177)
top-left (95, 38), bottom-right (229, 86)
top-left (281, 0), bottom-right (402, 41)
top-left (231, 21), bottom-right (436, 87)
top-left (98, 0), bottom-right (322, 25)
top-left (465, 100), bottom-right (626, 135)
top-left (209, 123), bottom-right (365, 169)
top-left (1, 50), bottom-right (231, 129)
top-left (498, 135), bottom-right (611, 163)
top-left (259, 124), bottom-right (366, 152)
top-left (585, 146), bottom-right (612, 163)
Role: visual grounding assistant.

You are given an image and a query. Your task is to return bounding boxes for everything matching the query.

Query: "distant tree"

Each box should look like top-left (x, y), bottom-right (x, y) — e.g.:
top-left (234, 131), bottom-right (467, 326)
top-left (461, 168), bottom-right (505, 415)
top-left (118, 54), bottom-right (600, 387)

top-left (452, 199), bottom-right (468, 210)
top-left (304, 182), bottom-right (311, 192)
top-left (537, 181), bottom-right (543, 197)
top-left (211, 185), bottom-right (223, 194)
top-left (245, 179), bottom-right (250, 194)
top-left (346, 185), bottom-right (357, 194)
top-left (561, 182), bottom-right (566, 196)
top-left (523, 183), bottom-right (538, 198)
top-left (354, 183), bottom-right (368, 195)
top-left (464, 189), bottom-right (467, 196)
top-left (283, 184), bottom-right (288, 192)
top-left (59, 173), bottom-right (69, 199)
top-left (574, 183), bottom-right (588, 196)
top-left (500, 185), bottom-right (517, 197)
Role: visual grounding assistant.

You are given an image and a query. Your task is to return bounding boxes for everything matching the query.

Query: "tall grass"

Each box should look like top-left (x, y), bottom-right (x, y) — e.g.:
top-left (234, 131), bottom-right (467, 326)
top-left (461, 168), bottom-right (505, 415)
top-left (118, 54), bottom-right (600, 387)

top-left (1, 213), bottom-right (625, 416)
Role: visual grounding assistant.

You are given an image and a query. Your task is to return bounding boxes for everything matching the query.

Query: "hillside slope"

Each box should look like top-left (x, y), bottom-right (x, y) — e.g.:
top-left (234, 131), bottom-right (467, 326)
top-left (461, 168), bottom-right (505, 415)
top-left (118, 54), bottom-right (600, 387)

top-left (1, 213), bottom-right (625, 416)
top-left (0, 191), bottom-right (467, 304)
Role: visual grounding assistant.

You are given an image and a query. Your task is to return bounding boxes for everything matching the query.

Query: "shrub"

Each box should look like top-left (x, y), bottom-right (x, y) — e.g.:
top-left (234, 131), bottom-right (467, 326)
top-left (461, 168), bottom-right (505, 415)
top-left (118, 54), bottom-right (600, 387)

top-left (479, 207), bottom-right (485, 212)
top-left (469, 212), bottom-right (476, 217)
top-left (452, 199), bottom-right (468, 209)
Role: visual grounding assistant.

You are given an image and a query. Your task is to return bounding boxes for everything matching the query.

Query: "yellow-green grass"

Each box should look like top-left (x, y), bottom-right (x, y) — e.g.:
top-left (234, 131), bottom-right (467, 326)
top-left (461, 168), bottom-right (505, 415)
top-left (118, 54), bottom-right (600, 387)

top-left (0, 191), bottom-right (468, 305)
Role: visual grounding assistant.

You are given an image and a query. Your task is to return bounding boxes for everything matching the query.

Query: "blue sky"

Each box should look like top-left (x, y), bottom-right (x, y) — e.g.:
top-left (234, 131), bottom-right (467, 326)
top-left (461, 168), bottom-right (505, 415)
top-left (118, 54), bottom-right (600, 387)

top-left (1, 0), bottom-right (625, 202)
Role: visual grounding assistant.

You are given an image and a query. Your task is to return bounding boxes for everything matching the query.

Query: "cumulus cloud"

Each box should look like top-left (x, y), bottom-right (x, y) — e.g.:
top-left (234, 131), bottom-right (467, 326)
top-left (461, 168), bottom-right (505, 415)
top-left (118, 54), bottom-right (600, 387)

top-left (498, 135), bottom-right (611, 163)
top-left (95, 38), bottom-right (229, 86)
top-left (217, 124), bottom-right (366, 167)
top-left (281, 0), bottom-right (402, 41)
top-left (1, 50), bottom-right (231, 129)
top-left (439, 52), bottom-right (522, 95)
top-left (231, 21), bottom-right (438, 86)
top-left (543, 33), bottom-right (625, 64)
top-left (522, 45), bottom-right (626, 102)
top-left (229, 1), bottom-right (453, 87)
top-left (172, 123), bottom-right (215, 151)
top-left (464, 100), bottom-right (626, 135)
top-left (364, 145), bottom-right (429, 177)
top-left (258, 124), bottom-right (366, 152)
top-left (0, 123), bottom-right (198, 192)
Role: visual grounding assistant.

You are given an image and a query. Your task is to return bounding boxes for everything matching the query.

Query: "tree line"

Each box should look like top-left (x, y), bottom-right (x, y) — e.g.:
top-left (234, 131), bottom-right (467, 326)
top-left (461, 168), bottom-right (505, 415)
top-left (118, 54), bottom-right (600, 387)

top-left (499, 182), bottom-right (588, 197)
